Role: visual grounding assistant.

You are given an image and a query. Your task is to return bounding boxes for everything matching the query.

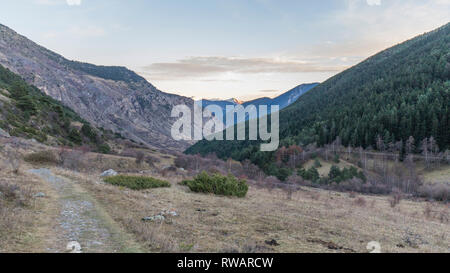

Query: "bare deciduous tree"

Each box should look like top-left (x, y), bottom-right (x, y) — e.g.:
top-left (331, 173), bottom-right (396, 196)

top-left (421, 138), bottom-right (430, 169)
top-left (135, 151), bottom-right (145, 165)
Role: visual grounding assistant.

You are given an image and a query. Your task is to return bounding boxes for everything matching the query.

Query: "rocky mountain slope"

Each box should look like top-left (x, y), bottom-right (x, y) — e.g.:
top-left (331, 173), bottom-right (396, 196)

top-left (0, 64), bottom-right (118, 152)
top-left (0, 23), bottom-right (195, 151)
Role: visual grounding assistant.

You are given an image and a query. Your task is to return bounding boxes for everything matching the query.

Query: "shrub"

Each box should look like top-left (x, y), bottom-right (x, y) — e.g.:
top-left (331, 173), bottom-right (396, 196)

top-left (181, 171), bottom-right (248, 198)
top-left (354, 197), bottom-right (367, 207)
top-left (135, 151), bottom-right (145, 165)
top-left (68, 129), bottom-right (82, 145)
top-left (263, 176), bottom-right (281, 191)
top-left (24, 150), bottom-right (58, 165)
top-left (328, 165), bottom-right (366, 184)
top-left (329, 165), bottom-right (342, 181)
top-left (417, 183), bottom-right (449, 202)
top-left (16, 95), bottom-right (37, 115)
top-left (424, 203), bottom-right (433, 219)
top-left (58, 149), bottom-right (84, 171)
top-left (314, 159), bottom-right (322, 168)
top-left (104, 175), bottom-right (171, 190)
top-left (97, 143), bottom-right (111, 154)
top-left (275, 167), bottom-right (292, 181)
top-left (333, 154), bottom-right (340, 163)
top-left (145, 155), bottom-right (160, 165)
top-left (298, 167), bottom-right (320, 182)
top-left (265, 163), bottom-right (293, 181)
top-left (389, 189), bottom-right (402, 208)
top-left (0, 180), bottom-right (33, 207)
top-left (81, 124), bottom-right (98, 143)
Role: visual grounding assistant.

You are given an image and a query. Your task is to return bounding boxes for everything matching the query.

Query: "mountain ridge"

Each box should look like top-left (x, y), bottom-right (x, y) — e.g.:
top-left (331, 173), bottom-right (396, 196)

top-left (186, 22), bottom-right (450, 177)
top-left (0, 23), bottom-right (196, 151)
top-left (196, 83), bottom-right (319, 125)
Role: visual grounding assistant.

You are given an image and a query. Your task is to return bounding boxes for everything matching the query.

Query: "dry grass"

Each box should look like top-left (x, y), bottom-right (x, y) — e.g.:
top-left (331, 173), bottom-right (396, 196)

top-left (354, 197), bottom-right (367, 207)
top-left (420, 165), bottom-right (450, 184)
top-left (57, 166), bottom-right (450, 253)
top-left (1, 138), bottom-right (449, 253)
top-left (0, 146), bottom-right (51, 252)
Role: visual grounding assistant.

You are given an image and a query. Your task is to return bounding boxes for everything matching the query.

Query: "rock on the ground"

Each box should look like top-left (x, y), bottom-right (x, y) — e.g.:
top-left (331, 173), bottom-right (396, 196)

top-left (33, 192), bottom-right (46, 198)
top-left (265, 239), bottom-right (280, 246)
top-left (0, 128), bottom-right (10, 138)
top-left (142, 209), bottom-right (178, 223)
top-left (160, 209), bottom-right (178, 217)
top-left (100, 169), bottom-right (118, 177)
top-left (142, 215), bottom-right (165, 222)
top-left (66, 241), bottom-right (82, 253)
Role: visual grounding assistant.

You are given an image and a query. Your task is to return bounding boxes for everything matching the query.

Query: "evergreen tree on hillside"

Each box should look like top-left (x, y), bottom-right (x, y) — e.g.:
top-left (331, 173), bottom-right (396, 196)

top-left (186, 23), bottom-right (450, 175)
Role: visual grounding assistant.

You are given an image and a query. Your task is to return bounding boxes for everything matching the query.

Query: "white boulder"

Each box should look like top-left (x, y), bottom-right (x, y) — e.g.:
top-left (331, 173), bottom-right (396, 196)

top-left (0, 128), bottom-right (10, 138)
top-left (100, 169), bottom-right (118, 177)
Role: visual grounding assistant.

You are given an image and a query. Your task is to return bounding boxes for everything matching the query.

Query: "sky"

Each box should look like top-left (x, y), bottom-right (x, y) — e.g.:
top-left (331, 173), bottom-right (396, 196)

top-left (0, 0), bottom-right (449, 100)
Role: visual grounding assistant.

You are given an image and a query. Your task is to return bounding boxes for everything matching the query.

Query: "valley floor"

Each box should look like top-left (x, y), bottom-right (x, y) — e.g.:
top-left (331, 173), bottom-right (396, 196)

top-left (0, 139), bottom-right (448, 253)
top-left (56, 168), bottom-right (449, 253)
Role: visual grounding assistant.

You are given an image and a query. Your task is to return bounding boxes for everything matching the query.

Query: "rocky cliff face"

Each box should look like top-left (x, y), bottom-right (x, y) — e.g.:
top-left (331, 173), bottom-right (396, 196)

top-left (0, 23), bottom-right (195, 151)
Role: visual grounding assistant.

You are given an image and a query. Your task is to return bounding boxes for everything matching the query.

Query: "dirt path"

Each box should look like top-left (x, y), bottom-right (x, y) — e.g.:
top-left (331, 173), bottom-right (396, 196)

top-left (28, 168), bottom-right (142, 253)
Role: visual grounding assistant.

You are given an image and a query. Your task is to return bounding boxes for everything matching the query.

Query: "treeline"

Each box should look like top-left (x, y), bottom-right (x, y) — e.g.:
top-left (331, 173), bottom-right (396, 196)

top-left (67, 61), bottom-right (146, 84)
top-left (279, 22), bottom-right (449, 150)
top-left (177, 147), bottom-right (449, 202)
top-left (186, 23), bottom-right (450, 174)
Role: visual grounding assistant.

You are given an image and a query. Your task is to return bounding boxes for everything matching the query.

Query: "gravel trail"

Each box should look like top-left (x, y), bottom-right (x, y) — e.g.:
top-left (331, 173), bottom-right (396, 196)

top-left (28, 168), bottom-right (139, 253)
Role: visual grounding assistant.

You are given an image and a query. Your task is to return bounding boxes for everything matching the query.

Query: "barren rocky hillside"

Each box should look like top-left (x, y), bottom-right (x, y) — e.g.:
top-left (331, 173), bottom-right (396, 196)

top-left (0, 24), bottom-right (194, 151)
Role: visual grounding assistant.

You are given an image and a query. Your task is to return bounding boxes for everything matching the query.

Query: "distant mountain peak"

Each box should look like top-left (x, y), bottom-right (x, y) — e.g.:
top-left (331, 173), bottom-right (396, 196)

top-left (194, 83), bottom-right (319, 126)
top-left (225, 98), bottom-right (244, 105)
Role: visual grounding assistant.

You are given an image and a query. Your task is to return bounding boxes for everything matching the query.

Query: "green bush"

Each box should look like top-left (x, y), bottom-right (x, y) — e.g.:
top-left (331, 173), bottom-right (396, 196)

top-left (24, 150), bottom-right (59, 164)
top-left (68, 128), bottom-right (82, 145)
top-left (265, 164), bottom-right (292, 181)
top-left (314, 159), bottom-right (322, 168)
top-left (103, 175), bottom-right (171, 190)
top-left (97, 143), bottom-right (111, 154)
top-left (329, 165), bottom-right (342, 181)
top-left (181, 172), bottom-right (248, 198)
top-left (81, 124), bottom-right (98, 143)
top-left (333, 154), bottom-right (340, 163)
top-left (298, 167), bottom-right (320, 182)
top-left (328, 165), bottom-right (366, 183)
top-left (16, 95), bottom-right (37, 115)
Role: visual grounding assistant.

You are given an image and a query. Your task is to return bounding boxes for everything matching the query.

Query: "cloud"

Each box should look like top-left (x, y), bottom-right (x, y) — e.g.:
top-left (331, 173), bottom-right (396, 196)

top-left (142, 56), bottom-right (346, 80)
top-left (366, 0), bottom-right (381, 6)
top-left (66, 0), bottom-right (82, 5)
top-left (323, 0), bottom-right (450, 58)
